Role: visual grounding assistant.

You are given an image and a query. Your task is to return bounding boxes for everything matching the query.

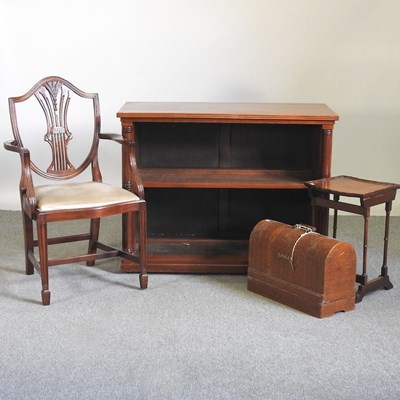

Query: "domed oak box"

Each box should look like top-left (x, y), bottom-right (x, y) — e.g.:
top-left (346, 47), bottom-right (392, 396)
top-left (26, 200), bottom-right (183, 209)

top-left (248, 220), bottom-right (356, 318)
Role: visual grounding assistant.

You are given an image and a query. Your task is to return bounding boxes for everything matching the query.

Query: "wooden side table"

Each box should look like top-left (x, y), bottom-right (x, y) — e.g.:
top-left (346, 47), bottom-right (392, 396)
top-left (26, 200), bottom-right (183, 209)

top-left (305, 175), bottom-right (400, 303)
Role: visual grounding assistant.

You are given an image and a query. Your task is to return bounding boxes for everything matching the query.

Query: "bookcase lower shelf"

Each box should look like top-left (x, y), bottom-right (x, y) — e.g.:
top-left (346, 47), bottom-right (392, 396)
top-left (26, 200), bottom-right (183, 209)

top-left (120, 239), bottom-right (249, 273)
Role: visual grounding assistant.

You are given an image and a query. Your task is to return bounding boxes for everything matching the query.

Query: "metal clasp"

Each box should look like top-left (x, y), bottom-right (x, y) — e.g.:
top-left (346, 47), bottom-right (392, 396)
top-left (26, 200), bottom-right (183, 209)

top-left (293, 224), bottom-right (316, 234)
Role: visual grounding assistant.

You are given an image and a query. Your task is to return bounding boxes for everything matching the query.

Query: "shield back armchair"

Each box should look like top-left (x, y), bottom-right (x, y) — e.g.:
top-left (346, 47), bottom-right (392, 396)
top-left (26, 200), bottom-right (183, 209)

top-left (4, 76), bottom-right (147, 305)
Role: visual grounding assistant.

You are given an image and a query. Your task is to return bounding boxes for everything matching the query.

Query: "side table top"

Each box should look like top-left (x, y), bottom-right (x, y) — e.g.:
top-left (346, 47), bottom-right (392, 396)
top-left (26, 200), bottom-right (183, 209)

top-left (305, 176), bottom-right (400, 198)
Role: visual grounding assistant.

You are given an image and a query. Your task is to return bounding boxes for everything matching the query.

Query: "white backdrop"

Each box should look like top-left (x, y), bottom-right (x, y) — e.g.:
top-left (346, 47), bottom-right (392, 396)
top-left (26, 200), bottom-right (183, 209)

top-left (1, 0), bottom-right (399, 214)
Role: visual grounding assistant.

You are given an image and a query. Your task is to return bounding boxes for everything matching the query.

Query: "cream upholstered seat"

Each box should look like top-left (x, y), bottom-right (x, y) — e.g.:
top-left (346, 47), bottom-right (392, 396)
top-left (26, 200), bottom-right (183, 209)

top-left (35, 182), bottom-right (140, 211)
top-left (4, 76), bottom-right (147, 305)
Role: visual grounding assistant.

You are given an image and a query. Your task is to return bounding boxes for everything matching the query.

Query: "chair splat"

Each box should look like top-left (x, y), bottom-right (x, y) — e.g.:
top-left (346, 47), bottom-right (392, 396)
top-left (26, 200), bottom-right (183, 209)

top-left (35, 81), bottom-right (75, 174)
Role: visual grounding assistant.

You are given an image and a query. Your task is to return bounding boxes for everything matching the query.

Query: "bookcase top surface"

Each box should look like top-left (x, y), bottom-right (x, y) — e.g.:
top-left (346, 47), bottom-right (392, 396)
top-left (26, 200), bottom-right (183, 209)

top-left (117, 102), bottom-right (339, 123)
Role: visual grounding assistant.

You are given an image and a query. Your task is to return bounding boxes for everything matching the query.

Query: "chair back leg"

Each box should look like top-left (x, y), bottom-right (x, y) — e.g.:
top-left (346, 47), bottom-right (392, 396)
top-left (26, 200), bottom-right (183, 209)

top-left (139, 207), bottom-right (148, 289)
top-left (87, 218), bottom-right (100, 266)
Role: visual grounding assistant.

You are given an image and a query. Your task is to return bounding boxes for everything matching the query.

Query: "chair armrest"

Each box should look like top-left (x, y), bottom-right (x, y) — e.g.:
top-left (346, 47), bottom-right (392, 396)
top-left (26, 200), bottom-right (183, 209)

top-left (99, 133), bottom-right (134, 145)
top-left (4, 139), bottom-right (29, 154)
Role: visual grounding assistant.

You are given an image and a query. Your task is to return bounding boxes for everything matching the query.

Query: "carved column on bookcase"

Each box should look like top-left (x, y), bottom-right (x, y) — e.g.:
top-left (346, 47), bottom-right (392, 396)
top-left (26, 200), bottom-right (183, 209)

top-left (317, 127), bottom-right (333, 235)
top-left (121, 122), bottom-right (136, 257)
top-left (322, 127), bottom-right (333, 178)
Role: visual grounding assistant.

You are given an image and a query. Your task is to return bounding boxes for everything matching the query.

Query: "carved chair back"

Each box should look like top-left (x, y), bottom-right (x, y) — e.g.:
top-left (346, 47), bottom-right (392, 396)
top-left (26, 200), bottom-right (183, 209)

top-left (8, 76), bottom-right (101, 183)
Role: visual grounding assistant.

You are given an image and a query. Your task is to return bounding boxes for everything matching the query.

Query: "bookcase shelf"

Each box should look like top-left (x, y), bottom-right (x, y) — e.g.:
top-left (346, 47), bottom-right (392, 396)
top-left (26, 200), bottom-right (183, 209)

top-left (140, 168), bottom-right (310, 189)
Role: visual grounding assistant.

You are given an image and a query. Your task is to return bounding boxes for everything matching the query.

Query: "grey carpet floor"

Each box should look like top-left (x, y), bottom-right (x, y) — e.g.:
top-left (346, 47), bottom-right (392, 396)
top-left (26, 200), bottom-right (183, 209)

top-left (1, 211), bottom-right (400, 400)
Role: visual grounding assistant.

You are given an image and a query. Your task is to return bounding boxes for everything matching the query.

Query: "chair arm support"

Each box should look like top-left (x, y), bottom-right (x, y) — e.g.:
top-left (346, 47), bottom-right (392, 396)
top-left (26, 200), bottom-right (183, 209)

top-left (3, 140), bottom-right (36, 214)
top-left (127, 148), bottom-right (145, 200)
top-left (99, 133), bottom-right (145, 200)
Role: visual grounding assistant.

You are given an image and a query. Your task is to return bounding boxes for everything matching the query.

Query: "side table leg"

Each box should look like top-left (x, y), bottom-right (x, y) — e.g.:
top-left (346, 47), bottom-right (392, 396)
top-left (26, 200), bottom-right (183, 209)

top-left (361, 212), bottom-right (369, 280)
top-left (356, 204), bottom-right (394, 302)
top-left (332, 195), bottom-right (339, 238)
top-left (355, 211), bottom-right (370, 303)
top-left (379, 201), bottom-right (394, 290)
top-left (381, 201), bottom-right (392, 277)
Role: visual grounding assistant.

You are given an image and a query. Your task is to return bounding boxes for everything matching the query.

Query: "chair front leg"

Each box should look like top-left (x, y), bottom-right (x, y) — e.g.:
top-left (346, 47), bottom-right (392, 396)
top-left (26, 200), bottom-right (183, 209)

top-left (87, 218), bottom-right (100, 267)
top-left (138, 207), bottom-right (148, 289)
top-left (37, 219), bottom-right (50, 305)
top-left (22, 210), bottom-right (34, 275)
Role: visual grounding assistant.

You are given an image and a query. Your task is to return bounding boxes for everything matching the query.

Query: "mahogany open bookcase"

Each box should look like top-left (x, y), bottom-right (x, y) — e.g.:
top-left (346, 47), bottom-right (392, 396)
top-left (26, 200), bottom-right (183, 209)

top-left (117, 102), bottom-right (338, 273)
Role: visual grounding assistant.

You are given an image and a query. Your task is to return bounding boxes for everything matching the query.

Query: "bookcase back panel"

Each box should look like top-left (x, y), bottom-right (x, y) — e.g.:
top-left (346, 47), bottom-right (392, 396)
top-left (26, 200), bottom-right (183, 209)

top-left (145, 188), bottom-right (309, 240)
top-left (137, 123), bottom-right (220, 168)
top-left (229, 124), bottom-right (318, 170)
